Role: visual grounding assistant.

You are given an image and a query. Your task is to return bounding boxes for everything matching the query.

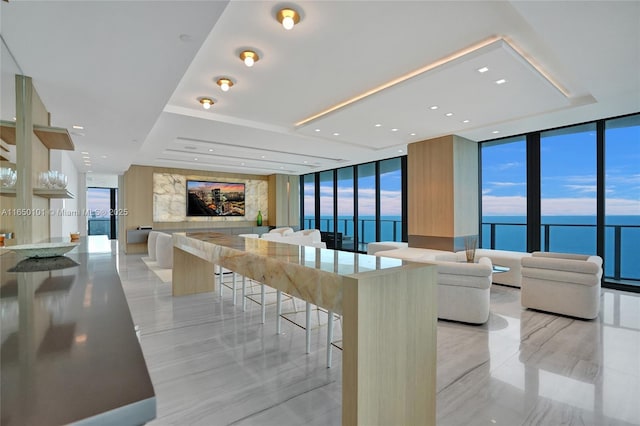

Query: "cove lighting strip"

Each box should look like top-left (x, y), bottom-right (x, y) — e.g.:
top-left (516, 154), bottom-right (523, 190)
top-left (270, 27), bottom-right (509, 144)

top-left (295, 36), bottom-right (570, 127)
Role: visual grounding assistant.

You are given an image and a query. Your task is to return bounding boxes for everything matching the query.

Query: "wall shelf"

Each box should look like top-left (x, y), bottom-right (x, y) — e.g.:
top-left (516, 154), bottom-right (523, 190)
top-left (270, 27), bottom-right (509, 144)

top-left (0, 121), bottom-right (74, 151)
top-left (0, 188), bottom-right (16, 197)
top-left (33, 188), bottom-right (75, 199)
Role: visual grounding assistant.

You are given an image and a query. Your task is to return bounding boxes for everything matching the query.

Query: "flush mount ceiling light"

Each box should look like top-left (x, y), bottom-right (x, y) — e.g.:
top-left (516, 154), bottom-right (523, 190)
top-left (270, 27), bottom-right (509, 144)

top-left (276, 8), bottom-right (300, 30)
top-left (199, 97), bottom-right (214, 109)
top-left (240, 50), bottom-right (259, 67)
top-left (217, 78), bottom-right (234, 92)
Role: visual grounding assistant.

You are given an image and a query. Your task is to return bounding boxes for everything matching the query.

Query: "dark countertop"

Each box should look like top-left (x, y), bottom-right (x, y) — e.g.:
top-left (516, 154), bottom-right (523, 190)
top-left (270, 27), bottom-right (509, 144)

top-left (0, 237), bottom-right (155, 426)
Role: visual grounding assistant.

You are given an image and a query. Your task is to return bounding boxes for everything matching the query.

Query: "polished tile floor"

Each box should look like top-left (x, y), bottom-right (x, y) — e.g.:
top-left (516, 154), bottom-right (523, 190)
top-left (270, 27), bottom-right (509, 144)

top-left (117, 253), bottom-right (640, 426)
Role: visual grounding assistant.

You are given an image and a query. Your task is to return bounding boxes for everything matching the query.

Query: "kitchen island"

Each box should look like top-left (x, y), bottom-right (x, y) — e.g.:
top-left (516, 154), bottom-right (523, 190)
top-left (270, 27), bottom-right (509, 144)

top-left (172, 232), bottom-right (437, 426)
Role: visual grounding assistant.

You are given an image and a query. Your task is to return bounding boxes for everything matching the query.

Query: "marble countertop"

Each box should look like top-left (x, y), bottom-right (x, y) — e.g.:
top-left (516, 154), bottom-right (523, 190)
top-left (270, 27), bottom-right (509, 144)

top-left (173, 232), bottom-right (430, 314)
top-left (0, 237), bottom-right (155, 426)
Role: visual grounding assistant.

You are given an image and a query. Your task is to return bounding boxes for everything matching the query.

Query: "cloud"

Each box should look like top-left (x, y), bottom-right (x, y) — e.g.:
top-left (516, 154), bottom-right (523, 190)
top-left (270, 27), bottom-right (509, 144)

top-left (482, 195), bottom-right (526, 215)
top-left (564, 184), bottom-right (597, 193)
top-left (483, 195), bottom-right (640, 216)
top-left (564, 175), bottom-right (596, 184)
top-left (497, 162), bottom-right (521, 170)
top-left (489, 181), bottom-right (526, 187)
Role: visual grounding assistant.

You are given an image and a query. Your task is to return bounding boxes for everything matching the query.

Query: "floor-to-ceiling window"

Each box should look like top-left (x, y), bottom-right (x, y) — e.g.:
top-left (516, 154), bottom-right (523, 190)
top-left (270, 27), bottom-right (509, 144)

top-left (319, 171), bottom-right (334, 234)
top-left (357, 162), bottom-right (376, 251)
top-left (480, 136), bottom-right (527, 251)
top-left (540, 123), bottom-right (597, 254)
top-left (604, 115), bottom-right (640, 282)
top-left (301, 156), bottom-right (406, 253)
top-left (302, 174), bottom-right (315, 229)
top-left (337, 167), bottom-right (355, 251)
top-left (87, 187), bottom-right (117, 239)
top-left (379, 158), bottom-right (403, 243)
top-left (480, 112), bottom-right (639, 290)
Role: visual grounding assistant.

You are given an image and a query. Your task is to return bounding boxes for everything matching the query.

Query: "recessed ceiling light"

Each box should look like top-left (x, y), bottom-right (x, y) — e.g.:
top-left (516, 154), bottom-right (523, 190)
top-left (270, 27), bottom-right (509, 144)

top-left (391, 128), bottom-right (398, 132)
top-left (445, 112), bottom-right (454, 117)
top-left (72, 125), bottom-right (84, 130)
top-left (375, 123), bottom-right (382, 127)
top-left (429, 105), bottom-right (439, 110)
top-left (410, 132), bottom-right (416, 136)
top-left (194, 158), bottom-right (199, 161)
top-left (12, 117), bottom-right (16, 121)
top-left (462, 119), bottom-right (470, 123)
top-left (492, 130), bottom-right (500, 134)
top-left (81, 151), bottom-right (89, 154)
top-left (199, 97), bottom-right (214, 109)
top-left (239, 50), bottom-right (259, 67)
top-left (477, 67), bottom-right (489, 73)
top-left (314, 128), bottom-right (320, 132)
top-left (216, 77), bottom-right (234, 92)
top-left (100, 155), bottom-right (107, 159)
top-left (333, 132), bottom-right (340, 136)
top-left (261, 155), bottom-right (266, 159)
top-left (303, 160), bottom-right (308, 164)
top-left (276, 8), bottom-right (300, 30)
top-left (208, 149), bottom-right (213, 152)
top-left (495, 79), bottom-right (507, 85)
top-left (398, 149), bottom-right (404, 153)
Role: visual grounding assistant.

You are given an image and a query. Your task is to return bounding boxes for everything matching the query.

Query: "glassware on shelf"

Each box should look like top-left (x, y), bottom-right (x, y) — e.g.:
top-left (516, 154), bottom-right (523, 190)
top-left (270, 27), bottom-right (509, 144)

top-left (0, 167), bottom-right (17, 188)
top-left (38, 170), bottom-right (68, 189)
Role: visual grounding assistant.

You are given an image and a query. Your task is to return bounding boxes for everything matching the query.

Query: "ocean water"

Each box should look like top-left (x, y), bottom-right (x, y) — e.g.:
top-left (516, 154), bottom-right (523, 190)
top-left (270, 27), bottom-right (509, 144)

top-left (482, 215), bottom-right (639, 281)
top-left (306, 215), bottom-right (640, 282)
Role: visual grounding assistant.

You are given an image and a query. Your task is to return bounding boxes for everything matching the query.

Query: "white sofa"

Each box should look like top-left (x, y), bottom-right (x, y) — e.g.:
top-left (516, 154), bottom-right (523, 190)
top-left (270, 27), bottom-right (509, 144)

top-left (521, 252), bottom-right (603, 319)
top-left (261, 229), bottom-right (324, 247)
top-left (466, 249), bottom-right (532, 287)
top-left (366, 241), bottom-right (409, 255)
top-left (374, 248), bottom-right (493, 324)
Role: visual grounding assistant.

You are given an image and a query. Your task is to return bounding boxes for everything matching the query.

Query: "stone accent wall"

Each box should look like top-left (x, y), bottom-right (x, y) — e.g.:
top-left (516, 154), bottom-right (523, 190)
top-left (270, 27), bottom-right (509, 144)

top-left (153, 172), bottom-right (268, 223)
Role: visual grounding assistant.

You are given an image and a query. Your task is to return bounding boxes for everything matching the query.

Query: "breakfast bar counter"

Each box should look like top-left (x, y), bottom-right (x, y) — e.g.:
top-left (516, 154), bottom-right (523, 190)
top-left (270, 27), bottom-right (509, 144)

top-left (172, 232), bottom-right (438, 426)
top-left (0, 238), bottom-right (155, 426)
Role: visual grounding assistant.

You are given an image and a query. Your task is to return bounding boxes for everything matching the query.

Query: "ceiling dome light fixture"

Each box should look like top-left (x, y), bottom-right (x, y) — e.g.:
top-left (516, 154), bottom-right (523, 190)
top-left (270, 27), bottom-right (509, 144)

top-left (217, 78), bottom-right (234, 92)
top-left (276, 8), bottom-right (300, 30)
top-left (240, 50), bottom-right (259, 67)
top-left (199, 97), bottom-right (214, 109)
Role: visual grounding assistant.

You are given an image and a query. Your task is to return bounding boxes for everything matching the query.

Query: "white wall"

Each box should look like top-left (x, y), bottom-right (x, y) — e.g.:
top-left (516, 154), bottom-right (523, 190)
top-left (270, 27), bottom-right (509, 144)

top-left (49, 150), bottom-right (80, 238)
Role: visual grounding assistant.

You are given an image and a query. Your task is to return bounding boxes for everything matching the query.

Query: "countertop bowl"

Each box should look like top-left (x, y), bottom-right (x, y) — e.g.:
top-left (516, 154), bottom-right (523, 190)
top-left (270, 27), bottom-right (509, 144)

top-left (2, 242), bottom-right (79, 258)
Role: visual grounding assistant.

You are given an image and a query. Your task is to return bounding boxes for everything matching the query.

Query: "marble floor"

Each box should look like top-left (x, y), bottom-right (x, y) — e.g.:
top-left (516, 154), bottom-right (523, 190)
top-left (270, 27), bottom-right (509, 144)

top-left (117, 253), bottom-right (640, 426)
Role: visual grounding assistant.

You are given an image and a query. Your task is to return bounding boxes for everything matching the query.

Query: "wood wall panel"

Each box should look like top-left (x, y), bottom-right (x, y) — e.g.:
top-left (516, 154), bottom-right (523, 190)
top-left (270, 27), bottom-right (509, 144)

top-left (408, 135), bottom-right (454, 237)
top-left (123, 165), bottom-right (153, 246)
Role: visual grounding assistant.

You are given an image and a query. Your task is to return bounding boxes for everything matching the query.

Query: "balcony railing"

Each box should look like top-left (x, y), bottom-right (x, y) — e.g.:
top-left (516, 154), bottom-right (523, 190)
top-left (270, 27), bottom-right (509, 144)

top-left (88, 218), bottom-right (111, 237)
top-left (303, 218), bottom-right (403, 251)
top-left (482, 221), bottom-right (640, 282)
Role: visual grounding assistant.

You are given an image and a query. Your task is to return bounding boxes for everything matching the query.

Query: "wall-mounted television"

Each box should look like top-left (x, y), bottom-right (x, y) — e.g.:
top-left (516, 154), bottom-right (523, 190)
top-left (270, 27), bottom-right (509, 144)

top-left (186, 180), bottom-right (245, 217)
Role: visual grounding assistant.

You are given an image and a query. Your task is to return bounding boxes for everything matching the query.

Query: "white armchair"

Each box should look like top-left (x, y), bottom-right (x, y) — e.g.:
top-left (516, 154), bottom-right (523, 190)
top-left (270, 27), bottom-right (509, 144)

top-left (521, 252), bottom-right (603, 319)
top-left (432, 257), bottom-right (493, 324)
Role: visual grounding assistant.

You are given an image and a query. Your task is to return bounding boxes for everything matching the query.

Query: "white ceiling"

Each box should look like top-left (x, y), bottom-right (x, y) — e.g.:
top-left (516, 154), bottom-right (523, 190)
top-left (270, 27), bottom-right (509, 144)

top-left (1, 1), bottom-right (639, 176)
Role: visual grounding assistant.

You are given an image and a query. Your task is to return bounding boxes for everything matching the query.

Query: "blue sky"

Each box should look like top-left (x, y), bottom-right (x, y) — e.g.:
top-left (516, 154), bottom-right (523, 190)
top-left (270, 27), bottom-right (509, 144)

top-left (482, 122), bottom-right (640, 216)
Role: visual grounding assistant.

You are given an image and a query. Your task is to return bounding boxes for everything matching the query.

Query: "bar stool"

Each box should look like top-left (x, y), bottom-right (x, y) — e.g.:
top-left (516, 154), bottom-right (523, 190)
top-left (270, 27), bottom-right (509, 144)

top-left (237, 234), bottom-right (267, 322)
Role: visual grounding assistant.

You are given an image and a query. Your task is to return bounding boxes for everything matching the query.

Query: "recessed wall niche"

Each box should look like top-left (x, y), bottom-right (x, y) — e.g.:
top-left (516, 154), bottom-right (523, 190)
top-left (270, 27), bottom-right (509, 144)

top-left (152, 173), bottom-right (268, 222)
